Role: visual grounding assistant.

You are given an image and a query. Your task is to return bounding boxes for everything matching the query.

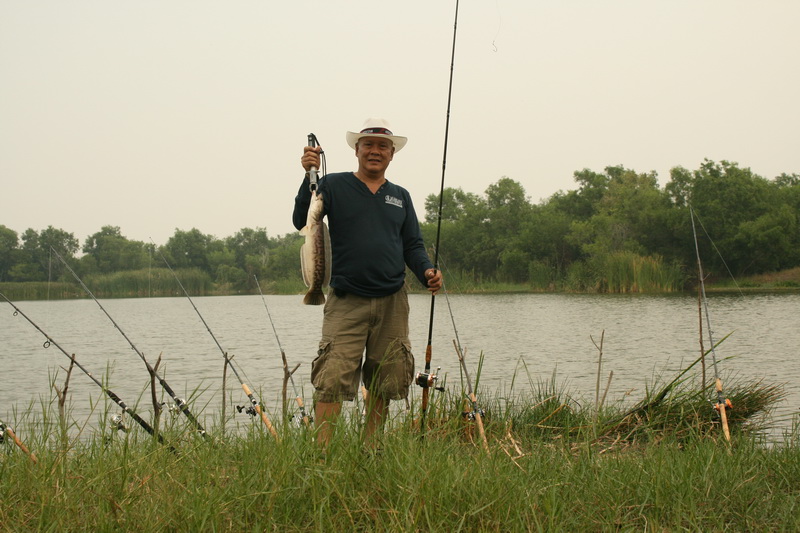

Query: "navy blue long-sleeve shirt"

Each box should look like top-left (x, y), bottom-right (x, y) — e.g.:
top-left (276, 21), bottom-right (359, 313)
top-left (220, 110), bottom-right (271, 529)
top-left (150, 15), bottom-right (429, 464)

top-left (293, 172), bottom-right (434, 298)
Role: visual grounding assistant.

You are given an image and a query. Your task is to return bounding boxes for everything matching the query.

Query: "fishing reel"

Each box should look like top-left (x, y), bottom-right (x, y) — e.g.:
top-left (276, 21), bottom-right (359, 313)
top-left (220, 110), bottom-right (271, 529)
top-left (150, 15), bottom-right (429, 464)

top-left (0, 422), bottom-right (6, 444)
top-left (289, 414), bottom-right (313, 427)
top-left (159, 401), bottom-right (184, 416)
top-left (110, 414), bottom-right (130, 433)
top-left (462, 407), bottom-right (486, 422)
top-left (713, 398), bottom-right (733, 412)
top-left (236, 404), bottom-right (258, 418)
top-left (415, 367), bottom-right (445, 392)
top-left (110, 415), bottom-right (131, 433)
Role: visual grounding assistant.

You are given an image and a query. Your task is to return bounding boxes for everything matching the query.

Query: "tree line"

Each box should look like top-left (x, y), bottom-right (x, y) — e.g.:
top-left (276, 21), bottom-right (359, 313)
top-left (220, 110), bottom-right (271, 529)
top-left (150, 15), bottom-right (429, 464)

top-left (0, 224), bottom-right (303, 295)
top-left (421, 159), bottom-right (799, 291)
top-left (1, 159), bottom-right (798, 295)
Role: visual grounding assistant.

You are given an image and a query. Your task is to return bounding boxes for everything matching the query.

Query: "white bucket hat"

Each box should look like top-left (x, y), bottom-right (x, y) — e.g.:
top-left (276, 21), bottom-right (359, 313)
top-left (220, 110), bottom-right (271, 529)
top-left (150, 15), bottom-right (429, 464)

top-left (346, 118), bottom-right (407, 152)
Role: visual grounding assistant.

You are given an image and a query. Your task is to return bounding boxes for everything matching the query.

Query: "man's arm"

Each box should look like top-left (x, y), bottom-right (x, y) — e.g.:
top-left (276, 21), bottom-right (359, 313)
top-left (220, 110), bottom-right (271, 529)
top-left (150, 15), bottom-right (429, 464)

top-left (292, 176), bottom-right (312, 230)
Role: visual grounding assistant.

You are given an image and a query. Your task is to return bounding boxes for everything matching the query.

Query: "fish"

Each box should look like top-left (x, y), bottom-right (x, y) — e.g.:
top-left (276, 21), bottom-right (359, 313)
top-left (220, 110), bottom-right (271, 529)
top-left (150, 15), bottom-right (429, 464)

top-left (299, 190), bottom-right (331, 305)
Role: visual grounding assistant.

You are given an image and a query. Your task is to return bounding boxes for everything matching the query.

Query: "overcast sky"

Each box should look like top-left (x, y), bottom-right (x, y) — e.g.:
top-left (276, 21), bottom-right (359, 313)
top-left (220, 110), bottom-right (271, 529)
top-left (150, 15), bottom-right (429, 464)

top-left (2, 1), bottom-right (798, 248)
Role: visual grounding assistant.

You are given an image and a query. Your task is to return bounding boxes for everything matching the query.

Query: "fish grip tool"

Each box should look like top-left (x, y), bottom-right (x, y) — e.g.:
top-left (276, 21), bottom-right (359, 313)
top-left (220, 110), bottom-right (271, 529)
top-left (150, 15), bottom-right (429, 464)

top-left (307, 133), bottom-right (326, 192)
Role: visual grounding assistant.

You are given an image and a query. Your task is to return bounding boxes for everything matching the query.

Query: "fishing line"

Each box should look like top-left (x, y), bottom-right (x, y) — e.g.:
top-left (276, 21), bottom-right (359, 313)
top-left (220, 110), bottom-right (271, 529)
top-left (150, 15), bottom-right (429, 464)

top-left (254, 275), bottom-right (311, 427)
top-left (151, 243), bottom-right (280, 440)
top-left (491, 0), bottom-right (502, 52)
top-left (0, 292), bottom-right (172, 449)
top-left (435, 252), bottom-right (488, 451)
top-left (690, 206), bottom-right (731, 441)
top-left (691, 210), bottom-right (744, 297)
top-left (418, 0), bottom-right (461, 436)
top-left (49, 247), bottom-right (208, 438)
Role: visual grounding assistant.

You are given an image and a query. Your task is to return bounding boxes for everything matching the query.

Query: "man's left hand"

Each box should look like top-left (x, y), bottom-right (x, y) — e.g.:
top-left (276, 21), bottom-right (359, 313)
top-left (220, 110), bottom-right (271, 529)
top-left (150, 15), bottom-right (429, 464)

top-left (424, 269), bottom-right (443, 294)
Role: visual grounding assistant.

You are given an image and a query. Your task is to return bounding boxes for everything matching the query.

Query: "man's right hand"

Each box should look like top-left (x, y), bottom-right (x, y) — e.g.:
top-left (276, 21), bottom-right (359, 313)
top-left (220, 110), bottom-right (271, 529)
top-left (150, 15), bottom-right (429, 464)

top-left (302, 145), bottom-right (322, 172)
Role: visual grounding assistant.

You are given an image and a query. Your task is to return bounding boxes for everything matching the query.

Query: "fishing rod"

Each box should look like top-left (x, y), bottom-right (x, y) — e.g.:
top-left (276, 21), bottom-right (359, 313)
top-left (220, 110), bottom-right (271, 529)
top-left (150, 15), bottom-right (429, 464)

top-left (0, 293), bottom-right (172, 449)
top-left (0, 417), bottom-right (38, 464)
top-left (417, 0), bottom-right (460, 435)
top-left (49, 247), bottom-right (208, 438)
top-left (439, 274), bottom-right (489, 453)
top-left (254, 275), bottom-right (311, 427)
top-left (690, 206), bottom-right (731, 442)
top-left (151, 244), bottom-right (279, 440)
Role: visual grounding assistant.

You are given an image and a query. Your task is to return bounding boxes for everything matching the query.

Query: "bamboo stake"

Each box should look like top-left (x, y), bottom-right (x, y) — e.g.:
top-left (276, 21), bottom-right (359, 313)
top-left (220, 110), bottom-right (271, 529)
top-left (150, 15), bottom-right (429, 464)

top-left (149, 354), bottom-right (163, 439)
top-left (54, 353), bottom-right (76, 447)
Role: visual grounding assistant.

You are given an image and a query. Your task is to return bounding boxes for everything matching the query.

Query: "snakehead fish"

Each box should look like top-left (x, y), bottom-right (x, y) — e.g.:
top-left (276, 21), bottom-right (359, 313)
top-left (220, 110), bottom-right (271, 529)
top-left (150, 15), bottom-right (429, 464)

top-left (300, 190), bottom-right (331, 305)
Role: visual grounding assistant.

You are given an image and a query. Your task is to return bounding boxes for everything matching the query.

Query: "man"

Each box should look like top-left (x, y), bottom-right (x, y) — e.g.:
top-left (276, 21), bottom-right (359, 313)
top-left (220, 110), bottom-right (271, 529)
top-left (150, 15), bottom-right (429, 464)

top-left (292, 118), bottom-right (442, 448)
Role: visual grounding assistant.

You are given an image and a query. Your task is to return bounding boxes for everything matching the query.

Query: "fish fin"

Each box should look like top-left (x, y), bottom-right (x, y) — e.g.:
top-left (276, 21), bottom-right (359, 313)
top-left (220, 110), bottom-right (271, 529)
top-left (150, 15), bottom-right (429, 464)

top-left (303, 289), bottom-right (326, 306)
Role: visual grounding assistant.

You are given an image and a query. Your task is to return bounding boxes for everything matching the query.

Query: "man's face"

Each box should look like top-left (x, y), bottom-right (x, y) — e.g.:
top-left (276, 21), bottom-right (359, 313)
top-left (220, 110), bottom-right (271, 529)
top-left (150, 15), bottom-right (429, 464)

top-left (355, 136), bottom-right (395, 175)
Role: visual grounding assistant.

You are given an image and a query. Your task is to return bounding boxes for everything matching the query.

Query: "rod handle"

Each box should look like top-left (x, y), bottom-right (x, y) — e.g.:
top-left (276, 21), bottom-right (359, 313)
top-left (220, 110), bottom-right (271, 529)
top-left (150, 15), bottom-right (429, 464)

top-left (242, 383), bottom-right (280, 441)
top-left (716, 378), bottom-right (731, 442)
top-left (5, 426), bottom-right (38, 464)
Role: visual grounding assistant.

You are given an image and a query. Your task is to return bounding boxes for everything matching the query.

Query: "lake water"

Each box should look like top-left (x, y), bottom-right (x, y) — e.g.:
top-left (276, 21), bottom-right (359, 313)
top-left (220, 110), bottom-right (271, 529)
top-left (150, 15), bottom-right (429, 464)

top-left (1, 291), bottom-right (798, 439)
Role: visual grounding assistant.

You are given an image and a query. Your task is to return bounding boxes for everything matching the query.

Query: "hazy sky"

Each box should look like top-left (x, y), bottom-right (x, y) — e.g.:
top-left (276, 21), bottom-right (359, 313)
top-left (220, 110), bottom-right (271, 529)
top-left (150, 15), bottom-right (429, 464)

top-left (2, 1), bottom-right (798, 248)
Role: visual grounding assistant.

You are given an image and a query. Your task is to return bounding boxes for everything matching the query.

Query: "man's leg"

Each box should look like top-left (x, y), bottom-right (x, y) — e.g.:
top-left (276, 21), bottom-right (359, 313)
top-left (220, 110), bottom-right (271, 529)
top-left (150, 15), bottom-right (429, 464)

top-left (313, 290), bottom-right (368, 450)
top-left (362, 288), bottom-right (413, 448)
top-left (364, 394), bottom-right (389, 449)
top-left (314, 401), bottom-right (342, 449)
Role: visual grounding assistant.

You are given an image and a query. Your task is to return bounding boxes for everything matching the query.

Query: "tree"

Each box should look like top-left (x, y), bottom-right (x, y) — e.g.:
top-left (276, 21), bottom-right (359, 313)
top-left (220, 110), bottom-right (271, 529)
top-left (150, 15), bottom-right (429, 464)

top-left (688, 160), bottom-right (779, 275)
top-left (0, 225), bottom-right (18, 281)
top-left (424, 187), bottom-right (484, 224)
top-left (422, 186), bottom-right (495, 276)
top-left (81, 226), bottom-right (150, 274)
top-left (564, 167), bottom-right (668, 257)
top-left (733, 204), bottom-right (799, 273)
top-left (161, 228), bottom-right (220, 274)
top-left (8, 226), bottom-right (78, 281)
top-left (225, 227), bottom-right (271, 283)
top-left (556, 168), bottom-right (611, 220)
top-left (665, 166), bottom-right (693, 208)
top-left (263, 233), bottom-right (303, 282)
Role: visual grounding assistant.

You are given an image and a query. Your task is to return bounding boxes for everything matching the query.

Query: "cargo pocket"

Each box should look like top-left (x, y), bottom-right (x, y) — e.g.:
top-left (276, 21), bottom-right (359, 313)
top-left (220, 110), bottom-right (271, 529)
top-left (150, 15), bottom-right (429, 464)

top-left (400, 339), bottom-right (414, 390)
top-left (311, 337), bottom-right (334, 392)
top-left (378, 338), bottom-right (414, 400)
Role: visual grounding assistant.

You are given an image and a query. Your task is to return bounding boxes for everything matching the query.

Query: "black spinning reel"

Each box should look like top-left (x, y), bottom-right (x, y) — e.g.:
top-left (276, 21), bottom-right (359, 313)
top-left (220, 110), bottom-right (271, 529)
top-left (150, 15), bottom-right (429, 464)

top-left (236, 404), bottom-right (258, 418)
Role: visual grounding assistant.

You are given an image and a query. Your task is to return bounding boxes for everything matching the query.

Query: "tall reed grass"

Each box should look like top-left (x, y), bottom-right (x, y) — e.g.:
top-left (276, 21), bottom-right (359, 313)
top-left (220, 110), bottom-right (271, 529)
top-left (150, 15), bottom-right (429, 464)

top-left (0, 282), bottom-right (78, 301)
top-left (1, 365), bottom-right (794, 531)
top-left (83, 268), bottom-right (213, 298)
top-left (560, 253), bottom-right (684, 293)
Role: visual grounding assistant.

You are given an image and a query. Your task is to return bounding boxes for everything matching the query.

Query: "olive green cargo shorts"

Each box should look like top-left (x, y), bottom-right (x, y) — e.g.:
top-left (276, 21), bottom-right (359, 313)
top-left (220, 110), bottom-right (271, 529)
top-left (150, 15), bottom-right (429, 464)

top-left (311, 286), bottom-right (414, 403)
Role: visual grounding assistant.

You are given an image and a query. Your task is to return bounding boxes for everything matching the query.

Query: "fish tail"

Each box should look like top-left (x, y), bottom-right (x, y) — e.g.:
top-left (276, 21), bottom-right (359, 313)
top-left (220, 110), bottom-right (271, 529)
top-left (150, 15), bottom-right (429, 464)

top-left (303, 289), bottom-right (326, 306)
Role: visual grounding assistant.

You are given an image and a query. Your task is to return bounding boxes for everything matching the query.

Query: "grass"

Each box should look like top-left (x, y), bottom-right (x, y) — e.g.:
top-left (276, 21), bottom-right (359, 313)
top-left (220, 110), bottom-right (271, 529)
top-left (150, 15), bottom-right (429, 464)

top-left (710, 266), bottom-right (800, 291)
top-left (2, 361), bottom-right (797, 532)
top-left (0, 282), bottom-right (78, 301)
